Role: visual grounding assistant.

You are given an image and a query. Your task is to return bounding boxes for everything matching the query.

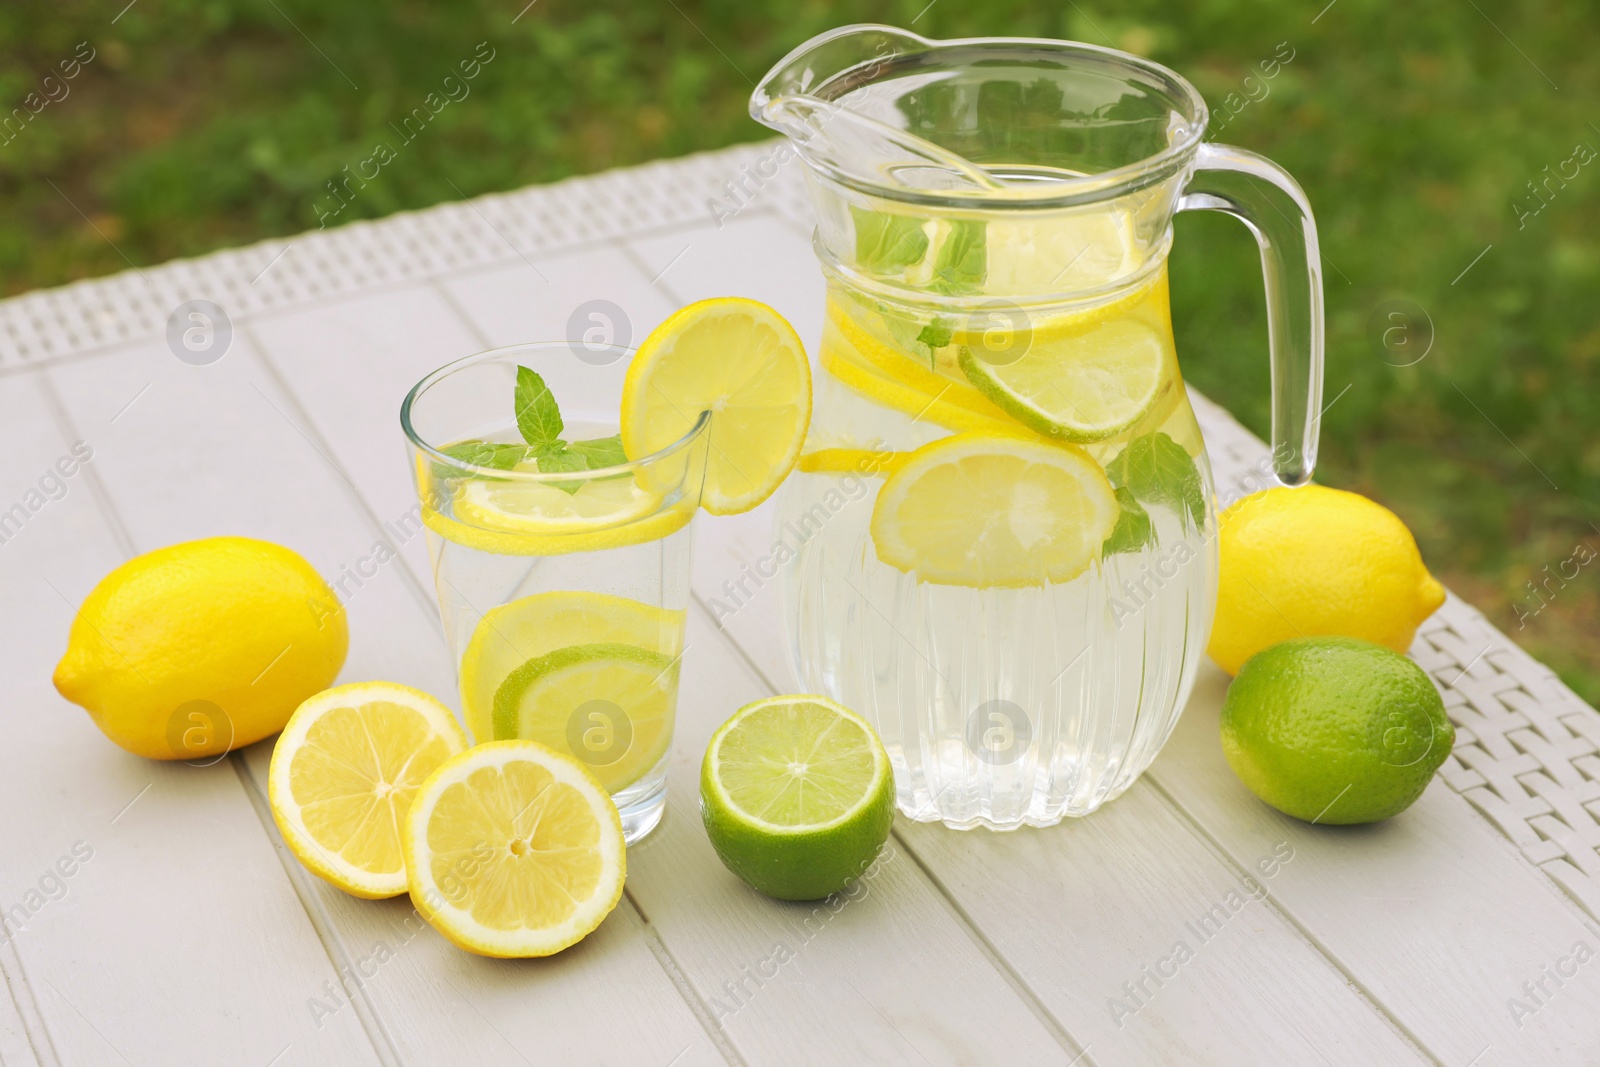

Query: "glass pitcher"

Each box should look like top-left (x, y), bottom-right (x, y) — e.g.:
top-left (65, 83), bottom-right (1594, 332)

top-left (754, 26), bottom-right (1323, 830)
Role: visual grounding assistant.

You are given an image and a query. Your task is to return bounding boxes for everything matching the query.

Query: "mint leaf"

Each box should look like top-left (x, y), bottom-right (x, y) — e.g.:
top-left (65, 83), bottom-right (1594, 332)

top-left (1102, 486), bottom-right (1154, 557)
top-left (439, 440), bottom-right (532, 470)
top-left (852, 207), bottom-right (928, 273)
top-left (568, 435), bottom-right (627, 468)
top-left (533, 445), bottom-right (589, 494)
top-left (514, 366), bottom-right (563, 447)
top-left (916, 317), bottom-right (954, 350)
top-left (879, 310), bottom-right (932, 367)
top-left (1105, 432), bottom-right (1206, 528)
top-left (930, 218), bottom-right (985, 295)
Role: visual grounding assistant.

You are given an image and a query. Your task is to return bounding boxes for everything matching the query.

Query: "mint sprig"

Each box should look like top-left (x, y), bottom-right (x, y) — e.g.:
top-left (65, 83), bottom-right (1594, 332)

top-left (440, 367), bottom-right (629, 495)
top-left (514, 365), bottom-right (563, 447)
top-left (852, 207), bottom-right (929, 273)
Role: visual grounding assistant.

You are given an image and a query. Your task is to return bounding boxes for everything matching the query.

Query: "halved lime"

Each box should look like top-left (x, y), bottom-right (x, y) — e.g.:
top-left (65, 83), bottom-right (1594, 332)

top-left (960, 315), bottom-right (1173, 443)
top-left (700, 695), bottom-right (894, 901)
top-left (492, 642), bottom-right (679, 793)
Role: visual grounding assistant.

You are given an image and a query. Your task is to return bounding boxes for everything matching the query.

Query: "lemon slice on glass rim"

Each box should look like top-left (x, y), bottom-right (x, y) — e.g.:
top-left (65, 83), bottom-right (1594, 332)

top-left (621, 298), bottom-right (811, 515)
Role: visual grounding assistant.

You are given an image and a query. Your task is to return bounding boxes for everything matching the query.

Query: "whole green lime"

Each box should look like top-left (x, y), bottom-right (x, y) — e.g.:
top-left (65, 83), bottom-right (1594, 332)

top-left (701, 695), bottom-right (894, 901)
top-left (1220, 636), bottom-right (1454, 824)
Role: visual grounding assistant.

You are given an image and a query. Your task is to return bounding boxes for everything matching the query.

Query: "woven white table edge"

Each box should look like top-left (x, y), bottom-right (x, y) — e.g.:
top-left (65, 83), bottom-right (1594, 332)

top-left (9, 140), bottom-right (1600, 927)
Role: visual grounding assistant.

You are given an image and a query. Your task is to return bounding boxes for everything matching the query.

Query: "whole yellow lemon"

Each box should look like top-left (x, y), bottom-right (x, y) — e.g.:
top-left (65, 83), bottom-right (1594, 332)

top-left (53, 537), bottom-right (347, 760)
top-left (1208, 485), bottom-right (1445, 675)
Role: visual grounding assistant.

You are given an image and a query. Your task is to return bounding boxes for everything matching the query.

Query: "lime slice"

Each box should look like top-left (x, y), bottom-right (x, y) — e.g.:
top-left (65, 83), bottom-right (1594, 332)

top-left (961, 315), bottom-right (1174, 443)
top-left (700, 695), bottom-right (894, 901)
top-left (458, 591), bottom-right (683, 745)
top-left (493, 643), bottom-right (679, 793)
top-left (871, 432), bottom-right (1119, 588)
top-left (826, 298), bottom-right (1006, 419)
top-left (621, 297), bottom-right (810, 515)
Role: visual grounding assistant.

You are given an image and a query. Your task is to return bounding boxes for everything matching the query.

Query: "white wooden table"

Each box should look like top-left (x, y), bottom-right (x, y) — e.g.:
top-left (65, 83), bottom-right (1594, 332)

top-left (4, 143), bottom-right (1600, 1067)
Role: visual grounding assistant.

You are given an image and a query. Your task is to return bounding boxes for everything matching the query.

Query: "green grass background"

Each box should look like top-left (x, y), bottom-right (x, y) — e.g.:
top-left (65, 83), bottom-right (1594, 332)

top-left (5, 0), bottom-right (1597, 698)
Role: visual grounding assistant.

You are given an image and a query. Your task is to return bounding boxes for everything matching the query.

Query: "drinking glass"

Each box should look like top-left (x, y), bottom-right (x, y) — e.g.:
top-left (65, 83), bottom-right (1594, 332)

top-left (402, 342), bottom-right (710, 843)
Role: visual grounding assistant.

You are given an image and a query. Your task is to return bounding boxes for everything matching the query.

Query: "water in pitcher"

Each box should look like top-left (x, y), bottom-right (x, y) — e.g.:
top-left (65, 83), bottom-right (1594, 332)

top-left (779, 253), bottom-right (1217, 829)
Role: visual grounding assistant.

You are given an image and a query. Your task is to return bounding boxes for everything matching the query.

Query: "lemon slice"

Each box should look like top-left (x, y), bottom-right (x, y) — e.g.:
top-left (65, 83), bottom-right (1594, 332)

top-left (821, 322), bottom-right (1018, 436)
top-left (268, 682), bottom-right (468, 899)
top-left (458, 591), bottom-right (684, 744)
top-left (621, 298), bottom-right (811, 515)
top-left (492, 643), bottom-right (680, 793)
top-left (797, 447), bottom-right (910, 477)
top-left (979, 210), bottom-right (1139, 294)
top-left (454, 472), bottom-right (659, 534)
top-left (961, 314), bottom-right (1175, 443)
top-left (404, 740), bottom-right (626, 957)
top-left (871, 433), bottom-right (1119, 588)
top-left (826, 298), bottom-right (1008, 417)
top-left (417, 455), bottom-right (694, 557)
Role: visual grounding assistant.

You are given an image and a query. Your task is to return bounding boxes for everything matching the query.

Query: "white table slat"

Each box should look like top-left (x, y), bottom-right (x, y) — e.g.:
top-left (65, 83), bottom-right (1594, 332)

top-left (1147, 666), bottom-right (1600, 1065)
top-left (0, 373), bottom-right (382, 1067)
top-left (631, 603), bottom-right (1080, 1065)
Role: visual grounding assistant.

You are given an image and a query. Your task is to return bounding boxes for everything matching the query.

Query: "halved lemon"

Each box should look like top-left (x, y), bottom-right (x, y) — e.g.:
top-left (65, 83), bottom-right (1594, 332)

top-left (268, 682), bottom-right (468, 899)
top-left (404, 741), bottom-right (626, 958)
top-left (621, 298), bottom-right (811, 515)
top-left (871, 433), bottom-right (1120, 588)
top-left (492, 642), bottom-right (680, 793)
top-left (458, 590), bottom-right (684, 744)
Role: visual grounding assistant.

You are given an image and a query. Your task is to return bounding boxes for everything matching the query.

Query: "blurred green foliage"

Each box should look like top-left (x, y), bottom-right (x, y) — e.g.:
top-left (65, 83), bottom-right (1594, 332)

top-left (3, 0), bottom-right (1597, 697)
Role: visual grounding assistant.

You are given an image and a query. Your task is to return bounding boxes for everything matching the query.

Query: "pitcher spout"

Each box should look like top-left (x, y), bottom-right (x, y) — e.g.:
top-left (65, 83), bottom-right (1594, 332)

top-left (753, 26), bottom-right (1005, 195)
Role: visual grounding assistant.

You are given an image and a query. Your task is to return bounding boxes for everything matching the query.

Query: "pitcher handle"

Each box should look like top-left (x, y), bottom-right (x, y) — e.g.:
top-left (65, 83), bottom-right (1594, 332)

top-left (1177, 142), bottom-right (1324, 486)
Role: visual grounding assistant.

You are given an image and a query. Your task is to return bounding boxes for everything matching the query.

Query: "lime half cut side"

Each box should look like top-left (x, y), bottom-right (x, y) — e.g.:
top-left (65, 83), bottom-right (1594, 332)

top-left (700, 695), bottom-right (894, 901)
